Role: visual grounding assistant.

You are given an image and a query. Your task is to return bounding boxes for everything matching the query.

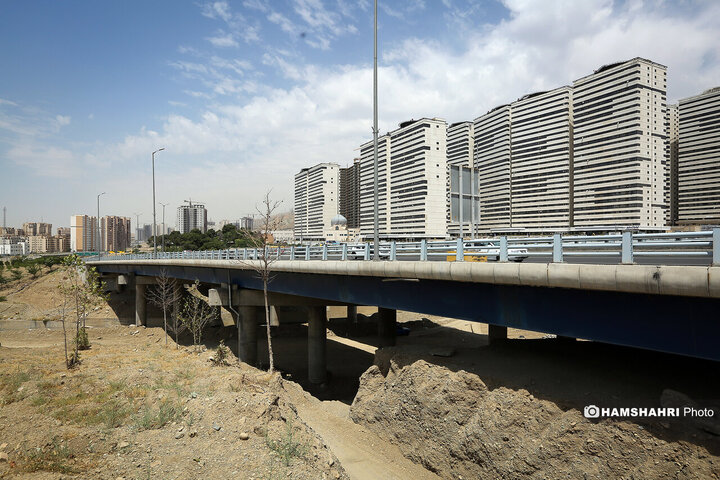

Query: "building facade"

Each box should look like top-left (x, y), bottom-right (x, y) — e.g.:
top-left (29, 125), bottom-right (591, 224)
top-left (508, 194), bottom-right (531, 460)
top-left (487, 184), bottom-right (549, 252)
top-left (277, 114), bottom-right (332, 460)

top-left (474, 106), bottom-right (512, 232)
top-left (359, 118), bottom-right (448, 240)
top-left (666, 103), bottom-right (679, 225)
top-left (102, 216), bottom-right (131, 252)
top-left (572, 58), bottom-right (667, 230)
top-left (339, 159), bottom-right (361, 229)
top-left (177, 203), bottom-right (207, 234)
top-left (22, 222), bottom-right (52, 237)
top-left (511, 87), bottom-right (574, 230)
top-left (70, 215), bottom-right (97, 252)
top-left (677, 87), bottom-right (720, 226)
top-left (294, 163), bottom-right (340, 241)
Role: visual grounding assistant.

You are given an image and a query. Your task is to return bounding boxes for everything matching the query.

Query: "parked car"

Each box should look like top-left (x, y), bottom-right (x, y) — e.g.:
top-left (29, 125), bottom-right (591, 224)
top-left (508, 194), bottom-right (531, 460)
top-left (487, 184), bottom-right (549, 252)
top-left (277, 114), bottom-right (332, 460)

top-left (346, 243), bottom-right (391, 260)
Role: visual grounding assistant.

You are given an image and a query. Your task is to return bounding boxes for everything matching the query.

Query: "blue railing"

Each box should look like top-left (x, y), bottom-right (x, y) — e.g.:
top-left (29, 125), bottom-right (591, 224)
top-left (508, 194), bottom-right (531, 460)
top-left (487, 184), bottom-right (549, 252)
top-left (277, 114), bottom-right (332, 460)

top-left (86, 229), bottom-right (720, 265)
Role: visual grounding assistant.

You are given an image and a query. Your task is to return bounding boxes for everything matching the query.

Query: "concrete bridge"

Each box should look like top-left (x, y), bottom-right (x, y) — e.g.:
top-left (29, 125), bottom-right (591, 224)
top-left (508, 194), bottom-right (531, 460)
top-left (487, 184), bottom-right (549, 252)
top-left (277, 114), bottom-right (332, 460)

top-left (90, 258), bottom-right (720, 382)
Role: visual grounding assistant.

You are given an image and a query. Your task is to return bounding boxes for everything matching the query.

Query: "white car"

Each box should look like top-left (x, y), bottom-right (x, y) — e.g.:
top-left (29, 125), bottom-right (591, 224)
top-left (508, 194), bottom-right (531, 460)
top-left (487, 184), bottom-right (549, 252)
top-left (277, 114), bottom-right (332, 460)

top-left (346, 243), bottom-right (391, 260)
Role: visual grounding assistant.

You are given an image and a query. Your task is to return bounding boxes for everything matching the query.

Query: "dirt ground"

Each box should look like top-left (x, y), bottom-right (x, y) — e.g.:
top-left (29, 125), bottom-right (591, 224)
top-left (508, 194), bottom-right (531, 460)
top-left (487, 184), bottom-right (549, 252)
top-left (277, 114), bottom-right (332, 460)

top-left (2, 266), bottom-right (720, 479)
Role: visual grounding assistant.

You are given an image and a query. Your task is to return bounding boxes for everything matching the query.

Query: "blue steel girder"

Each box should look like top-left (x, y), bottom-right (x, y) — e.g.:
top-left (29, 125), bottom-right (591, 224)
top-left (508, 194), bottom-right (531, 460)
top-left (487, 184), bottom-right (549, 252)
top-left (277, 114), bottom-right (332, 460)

top-left (94, 263), bottom-right (720, 362)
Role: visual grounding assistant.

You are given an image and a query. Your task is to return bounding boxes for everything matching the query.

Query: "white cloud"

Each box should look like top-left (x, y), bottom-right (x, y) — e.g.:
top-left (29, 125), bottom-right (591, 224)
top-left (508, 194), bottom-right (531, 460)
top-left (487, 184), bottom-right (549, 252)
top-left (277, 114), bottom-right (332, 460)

top-left (7, 144), bottom-right (78, 178)
top-left (55, 115), bottom-right (71, 127)
top-left (207, 31), bottom-right (239, 48)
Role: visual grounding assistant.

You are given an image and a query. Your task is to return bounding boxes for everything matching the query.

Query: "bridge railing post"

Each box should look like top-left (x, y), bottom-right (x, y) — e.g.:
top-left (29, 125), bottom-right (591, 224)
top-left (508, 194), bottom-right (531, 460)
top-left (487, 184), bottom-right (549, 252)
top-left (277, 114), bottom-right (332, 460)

top-left (455, 237), bottom-right (464, 262)
top-left (342, 243), bottom-right (348, 261)
top-left (552, 233), bottom-right (563, 262)
top-left (390, 241), bottom-right (397, 261)
top-left (305, 245), bottom-right (310, 261)
top-left (713, 227), bottom-right (720, 266)
top-left (622, 231), bottom-right (634, 264)
top-left (499, 236), bottom-right (508, 262)
top-left (364, 242), bottom-right (370, 261)
top-left (243, 248), bottom-right (248, 260)
top-left (420, 239), bottom-right (427, 261)
top-left (322, 243), bottom-right (328, 261)
top-left (290, 246), bottom-right (295, 260)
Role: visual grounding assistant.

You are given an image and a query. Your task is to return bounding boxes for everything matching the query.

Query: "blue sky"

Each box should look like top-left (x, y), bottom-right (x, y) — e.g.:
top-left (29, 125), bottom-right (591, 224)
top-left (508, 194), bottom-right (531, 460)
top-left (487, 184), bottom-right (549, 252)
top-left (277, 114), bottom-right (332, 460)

top-left (1, 0), bottom-right (719, 230)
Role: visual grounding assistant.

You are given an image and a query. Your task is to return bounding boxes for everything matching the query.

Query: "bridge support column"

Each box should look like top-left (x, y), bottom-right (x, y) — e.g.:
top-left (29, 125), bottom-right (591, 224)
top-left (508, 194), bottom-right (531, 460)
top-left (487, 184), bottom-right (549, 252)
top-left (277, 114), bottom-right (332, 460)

top-left (308, 306), bottom-right (327, 384)
top-left (378, 307), bottom-right (396, 347)
top-left (488, 324), bottom-right (507, 344)
top-left (238, 306), bottom-right (259, 367)
top-left (347, 305), bottom-right (357, 323)
top-left (135, 284), bottom-right (147, 327)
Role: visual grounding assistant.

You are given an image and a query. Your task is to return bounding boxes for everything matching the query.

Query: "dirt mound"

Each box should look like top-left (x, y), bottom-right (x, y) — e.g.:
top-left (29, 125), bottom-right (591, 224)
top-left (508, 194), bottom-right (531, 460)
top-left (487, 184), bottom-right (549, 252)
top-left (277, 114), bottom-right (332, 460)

top-left (350, 356), bottom-right (720, 480)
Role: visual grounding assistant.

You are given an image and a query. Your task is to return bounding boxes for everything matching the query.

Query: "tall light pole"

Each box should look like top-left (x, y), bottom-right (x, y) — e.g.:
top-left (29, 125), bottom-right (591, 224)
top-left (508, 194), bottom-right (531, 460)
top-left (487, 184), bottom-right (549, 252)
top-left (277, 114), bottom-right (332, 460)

top-left (97, 192), bottom-right (106, 253)
top-left (151, 148), bottom-right (165, 258)
top-left (372, 0), bottom-right (379, 260)
top-left (159, 202), bottom-right (168, 252)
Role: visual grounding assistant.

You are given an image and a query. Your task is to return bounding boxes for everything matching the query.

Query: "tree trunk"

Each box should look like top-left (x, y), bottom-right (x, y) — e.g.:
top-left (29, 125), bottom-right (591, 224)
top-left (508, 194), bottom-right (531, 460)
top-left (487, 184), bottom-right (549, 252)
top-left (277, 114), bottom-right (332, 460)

top-left (264, 278), bottom-right (274, 372)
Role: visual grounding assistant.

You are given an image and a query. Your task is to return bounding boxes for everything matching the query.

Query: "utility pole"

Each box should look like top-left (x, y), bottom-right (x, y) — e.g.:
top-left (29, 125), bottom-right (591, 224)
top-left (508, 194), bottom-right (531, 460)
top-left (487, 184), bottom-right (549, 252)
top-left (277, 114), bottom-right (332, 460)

top-left (2, 206), bottom-right (5, 231)
top-left (159, 202), bottom-right (168, 252)
top-left (372, 0), bottom-right (379, 260)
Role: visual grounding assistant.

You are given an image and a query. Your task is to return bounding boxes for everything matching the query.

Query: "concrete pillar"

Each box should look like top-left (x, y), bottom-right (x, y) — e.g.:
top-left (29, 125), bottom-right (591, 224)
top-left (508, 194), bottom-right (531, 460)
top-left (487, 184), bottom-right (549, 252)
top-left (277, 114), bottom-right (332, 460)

top-left (237, 306), bottom-right (259, 367)
top-left (172, 283), bottom-right (183, 321)
top-left (135, 284), bottom-right (147, 327)
top-left (488, 324), bottom-right (507, 344)
top-left (308, 306), bottom-right (327, 384)
top-left (347, 305), bottom-right (357, 323)
top-left (377, 307), bottom-right (397, 347)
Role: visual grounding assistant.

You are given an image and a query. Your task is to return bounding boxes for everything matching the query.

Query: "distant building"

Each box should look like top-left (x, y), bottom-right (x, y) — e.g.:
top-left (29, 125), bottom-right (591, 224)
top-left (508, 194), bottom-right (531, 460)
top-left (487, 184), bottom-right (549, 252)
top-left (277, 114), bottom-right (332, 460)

top-left (448, 164), bottom-right (480, 238)
top-left (70, 215), bottom-right (98, 252)
top-left (241, 216), bottom-right (254, 231)
top-left (447, 121), bottom-right (474, 167)
top-left (177, 203), bottom-right (207, 234)
top-left (294, 163), bottom-right (340, 241)
top-left (0, 242), bottom-right (28, 256)
top-left (23, 222), bottom-right (52, 237)
top-left (677, 87), bottom-right (720, 226)
top-left (102, 216), bottom-right (131, 252)
top-left (57, 227), bottom-right (71, 237)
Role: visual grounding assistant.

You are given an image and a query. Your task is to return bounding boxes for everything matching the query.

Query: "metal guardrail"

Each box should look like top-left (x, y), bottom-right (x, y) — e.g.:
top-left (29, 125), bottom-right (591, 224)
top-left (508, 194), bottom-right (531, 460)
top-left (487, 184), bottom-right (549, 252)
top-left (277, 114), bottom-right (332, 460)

top-left (86, 229), bottom-right (720, 265)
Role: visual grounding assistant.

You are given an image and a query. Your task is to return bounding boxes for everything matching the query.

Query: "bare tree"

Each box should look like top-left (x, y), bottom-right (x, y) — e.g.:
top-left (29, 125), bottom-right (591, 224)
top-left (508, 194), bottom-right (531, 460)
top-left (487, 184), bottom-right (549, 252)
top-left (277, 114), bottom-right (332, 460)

top-left (57, 254), bottom-right (106, 368)
top-left (145, 269), bottom-right (181, 346)
top-left (179, 280), bottom-right (217, 351)
top-left (238, 191), bottom-right (283, 372)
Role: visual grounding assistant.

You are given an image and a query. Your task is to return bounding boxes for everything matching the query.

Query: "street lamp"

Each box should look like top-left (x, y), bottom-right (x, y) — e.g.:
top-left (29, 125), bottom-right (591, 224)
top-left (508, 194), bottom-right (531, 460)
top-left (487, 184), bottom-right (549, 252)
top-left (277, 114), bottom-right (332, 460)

top-left (372, 0), bottom-right (379, 260)
top-left (159, 202), bottom-right (168, 252)
top-left (97, 192), bottom-right (106, 253)
top-left (152, 148), bottom-right (165, 258)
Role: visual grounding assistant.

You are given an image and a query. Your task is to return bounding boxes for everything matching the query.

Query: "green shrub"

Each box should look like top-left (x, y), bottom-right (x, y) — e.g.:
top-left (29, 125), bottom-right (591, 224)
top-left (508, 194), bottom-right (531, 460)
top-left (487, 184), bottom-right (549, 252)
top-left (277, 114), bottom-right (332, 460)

top-left (76, 327), bottom-right (90, 351)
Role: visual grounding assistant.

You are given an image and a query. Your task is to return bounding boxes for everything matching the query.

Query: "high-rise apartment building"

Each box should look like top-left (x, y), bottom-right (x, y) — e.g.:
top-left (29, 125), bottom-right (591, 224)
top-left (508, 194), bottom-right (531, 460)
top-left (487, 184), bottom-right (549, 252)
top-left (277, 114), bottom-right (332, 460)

top-left (23, 222), bottom-right (52, 237)
top-left (666, 103), bottom-right (679, 225)
top-left (177, 203), bottom-right (207, 234)
top-left (102, 216), bottom-right (131, 252)
top-left (359, 135), bottom-right (391, 237)
top-left (511, 87), bottom-right (574, 230)
top-left (474, 106), bottom-right (512, 231)
top-left (359, 118), bottom-right (448, 239)
top-left (294, 163), bottom-right (340, 241)
top-left (677, 87), bottom-right (720, 225)
top-left (70, 215), bottom-right (97, 252)
top-left (339, 159), bottom-right (361, 229)
top-left (572, 58), bottom-right (667, 229)
top-left (240, 216), bottom-right (254, 231)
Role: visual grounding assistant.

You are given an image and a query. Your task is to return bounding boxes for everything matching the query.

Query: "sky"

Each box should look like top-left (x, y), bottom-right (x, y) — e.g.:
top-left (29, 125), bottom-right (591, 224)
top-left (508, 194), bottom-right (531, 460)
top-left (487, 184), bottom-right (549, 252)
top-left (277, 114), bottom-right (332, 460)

top-left (1, 0), bottom-right (719, 231)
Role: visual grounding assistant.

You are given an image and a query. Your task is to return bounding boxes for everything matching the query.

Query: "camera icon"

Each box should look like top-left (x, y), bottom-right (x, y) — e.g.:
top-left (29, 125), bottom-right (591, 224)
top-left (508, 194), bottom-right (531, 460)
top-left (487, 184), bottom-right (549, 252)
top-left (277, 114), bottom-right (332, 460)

top-left (584, 405), bottom-right (600, 418)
